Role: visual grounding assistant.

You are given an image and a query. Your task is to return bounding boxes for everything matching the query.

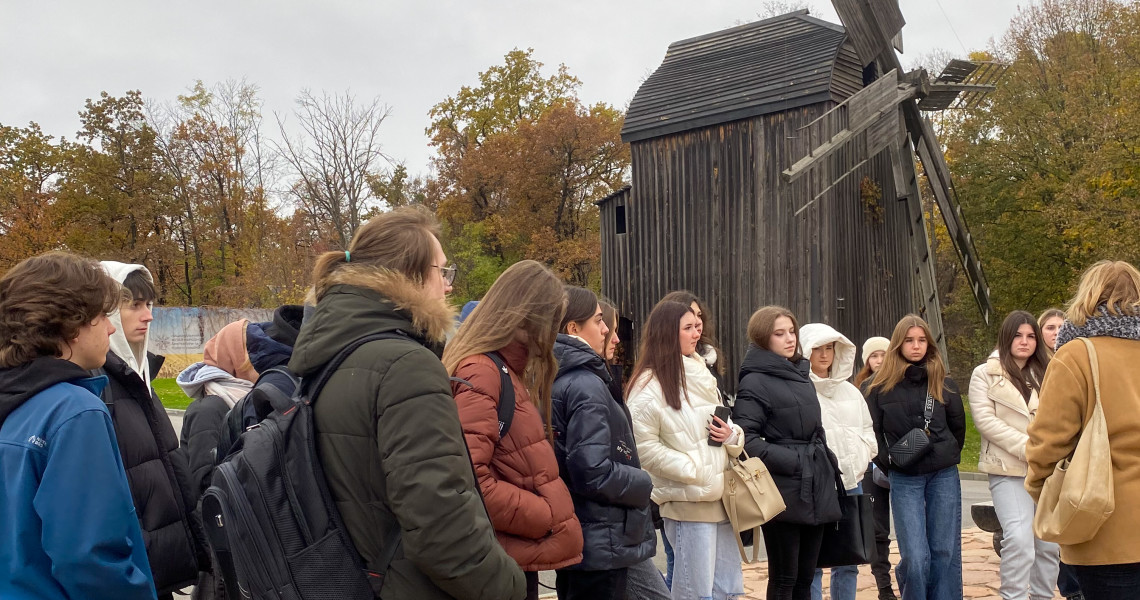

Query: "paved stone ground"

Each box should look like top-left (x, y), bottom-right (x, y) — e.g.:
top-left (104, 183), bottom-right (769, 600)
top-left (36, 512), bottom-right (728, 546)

top-left (741, 527), bottom-right (1061, 600)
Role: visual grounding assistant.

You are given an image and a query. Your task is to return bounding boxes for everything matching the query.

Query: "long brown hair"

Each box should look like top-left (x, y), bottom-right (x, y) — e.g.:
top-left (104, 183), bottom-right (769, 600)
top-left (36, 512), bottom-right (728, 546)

top-left (869, 315), bottom-right (950, 403)
top-left (310, 205), bottom-right (441, 301)
top-left (855, 363), bottom-right (875, 389)
top-left (997, 310), bottom-right (1051, 402)
top-left (0, 252), bottom-right (122, 368)
top-left (661, 290), bottom-right (724, 375)
top-left (442, 260), bottom-right (567, 432)
top-left (746, 305), bottom-right (803, 362)
top-left (1037, 307), bottom-right (1065, 357)
top-left (627, 300), bottom-right (693, 411)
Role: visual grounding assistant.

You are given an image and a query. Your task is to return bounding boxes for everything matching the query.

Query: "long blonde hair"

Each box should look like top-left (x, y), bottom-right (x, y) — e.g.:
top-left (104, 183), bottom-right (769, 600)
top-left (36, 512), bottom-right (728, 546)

top-left (869, 314), bottom-right (949, 403)
top-left (442, 260), bottom-right (567, 432)
top-left (1065, 260), bottom-right (1140, 326)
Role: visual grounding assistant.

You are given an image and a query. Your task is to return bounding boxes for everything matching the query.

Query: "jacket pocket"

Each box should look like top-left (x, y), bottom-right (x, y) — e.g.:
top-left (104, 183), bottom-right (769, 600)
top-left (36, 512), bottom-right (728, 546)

top-left (619, 507), bottom-right (652, 547)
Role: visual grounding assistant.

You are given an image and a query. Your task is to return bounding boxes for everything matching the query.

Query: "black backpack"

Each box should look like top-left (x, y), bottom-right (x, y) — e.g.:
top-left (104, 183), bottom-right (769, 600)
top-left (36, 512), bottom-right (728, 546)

top-left (200, 332), bottom-right (407, 599)
top-left (214, 367), bottom-right (297, 464)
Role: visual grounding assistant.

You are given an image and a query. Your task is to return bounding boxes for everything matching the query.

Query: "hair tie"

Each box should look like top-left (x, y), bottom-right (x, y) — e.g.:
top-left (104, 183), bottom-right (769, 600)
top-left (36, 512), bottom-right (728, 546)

top-left (344, 250), bottom-right (351, 263)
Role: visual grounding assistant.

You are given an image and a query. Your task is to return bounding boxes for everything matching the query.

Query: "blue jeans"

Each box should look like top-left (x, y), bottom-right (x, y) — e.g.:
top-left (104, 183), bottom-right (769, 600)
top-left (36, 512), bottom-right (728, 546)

top-left (812, 483), bottom-right (863, 600)
top-left (663, 519), bottom-right (743, 600)
top-left (663, 527), bottom-right (675, 589)
top-left (890, 466), bottom-right (962, 600)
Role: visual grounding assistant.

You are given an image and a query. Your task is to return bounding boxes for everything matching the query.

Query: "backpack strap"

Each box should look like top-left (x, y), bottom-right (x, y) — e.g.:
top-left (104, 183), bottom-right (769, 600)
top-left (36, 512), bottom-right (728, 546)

top-left (253, 366), bottom-right (300, 414)
top-left (302, 329), bottom-right (412, 591)
top-left (483, 352), bottom-right (515, 440)
top-left (451, 352), bottom-right (515, 439)
top-left (303, 330), bottom-right (411, 403)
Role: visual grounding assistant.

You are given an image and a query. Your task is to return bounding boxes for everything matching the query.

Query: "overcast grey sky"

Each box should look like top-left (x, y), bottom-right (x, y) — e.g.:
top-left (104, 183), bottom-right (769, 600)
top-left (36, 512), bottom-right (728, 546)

top-left (1, 1), bottom-right (1023, 179)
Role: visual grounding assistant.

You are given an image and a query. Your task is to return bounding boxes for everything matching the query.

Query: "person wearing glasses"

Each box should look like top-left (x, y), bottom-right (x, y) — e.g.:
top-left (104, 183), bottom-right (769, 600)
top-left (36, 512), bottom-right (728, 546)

top-left (289, 206), bottom-right (527, 600)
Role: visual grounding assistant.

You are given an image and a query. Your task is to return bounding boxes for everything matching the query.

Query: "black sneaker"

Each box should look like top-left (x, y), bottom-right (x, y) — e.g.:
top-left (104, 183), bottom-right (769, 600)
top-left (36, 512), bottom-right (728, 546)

top-left (878, 587), bottom-right (898, 600)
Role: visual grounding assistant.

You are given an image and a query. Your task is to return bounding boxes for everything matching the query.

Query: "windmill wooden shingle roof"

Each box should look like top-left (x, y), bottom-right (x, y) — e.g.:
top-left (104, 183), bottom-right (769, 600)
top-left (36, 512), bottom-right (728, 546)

top-left (621, 11), bottom-right (864, 143)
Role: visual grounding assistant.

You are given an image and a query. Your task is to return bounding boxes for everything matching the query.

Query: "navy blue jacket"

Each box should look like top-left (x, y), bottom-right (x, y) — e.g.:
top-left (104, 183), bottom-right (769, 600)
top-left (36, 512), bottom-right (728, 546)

top-left (0, 357), bottom-right (156, 600)
top-left (550, 335), bottom-right (654, 570)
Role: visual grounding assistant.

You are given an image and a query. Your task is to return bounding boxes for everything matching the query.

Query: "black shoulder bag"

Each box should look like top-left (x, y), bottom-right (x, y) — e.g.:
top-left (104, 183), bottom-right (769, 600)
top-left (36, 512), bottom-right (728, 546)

top-left (887, 394), bottom-right (934, 468)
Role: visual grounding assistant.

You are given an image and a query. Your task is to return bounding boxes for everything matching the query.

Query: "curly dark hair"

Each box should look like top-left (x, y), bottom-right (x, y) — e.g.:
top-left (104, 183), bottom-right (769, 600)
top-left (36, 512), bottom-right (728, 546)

top-left (0, 252), bottom-right (121, 368)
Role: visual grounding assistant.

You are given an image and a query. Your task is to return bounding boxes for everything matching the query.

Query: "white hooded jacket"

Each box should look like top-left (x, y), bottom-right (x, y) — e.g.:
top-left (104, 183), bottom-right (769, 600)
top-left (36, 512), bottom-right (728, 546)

top-left (799, 323), bottom-right (877, 490)
top-left (101, 261), bottom-right (154, 389)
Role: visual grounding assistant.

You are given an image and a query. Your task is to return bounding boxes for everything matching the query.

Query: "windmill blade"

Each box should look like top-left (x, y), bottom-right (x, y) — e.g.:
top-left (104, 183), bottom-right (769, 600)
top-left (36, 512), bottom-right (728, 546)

top-left (894, 137), bottom-right (949, 358)
top-left (904, 103), bottom-right (994, 325)
top-left (783, 69), bottom-right (917, 184)
top-left (832, 0), bottom-right (905, 62)
top-left (918, 60), bottom-right (1009, 111)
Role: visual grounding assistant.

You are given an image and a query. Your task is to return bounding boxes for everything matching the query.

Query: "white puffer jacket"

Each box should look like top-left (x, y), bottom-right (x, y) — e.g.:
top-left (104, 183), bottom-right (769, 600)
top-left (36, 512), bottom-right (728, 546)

top-left (799, 324), bottom-right (877, 491)
top-left (627, 354), bottom-right (744, 506)
top-left (968, 356), bottom-right (1037, 477)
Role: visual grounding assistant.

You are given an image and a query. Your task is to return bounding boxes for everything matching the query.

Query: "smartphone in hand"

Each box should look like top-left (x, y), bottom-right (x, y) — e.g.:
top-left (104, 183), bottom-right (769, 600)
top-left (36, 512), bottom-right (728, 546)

top-left (708, 405), bottom-right (732, 446)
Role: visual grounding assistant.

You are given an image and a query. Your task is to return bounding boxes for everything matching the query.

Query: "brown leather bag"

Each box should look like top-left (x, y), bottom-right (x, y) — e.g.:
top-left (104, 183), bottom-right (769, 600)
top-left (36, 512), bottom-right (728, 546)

top-left (1032, 337), bottom-right (1115, 545)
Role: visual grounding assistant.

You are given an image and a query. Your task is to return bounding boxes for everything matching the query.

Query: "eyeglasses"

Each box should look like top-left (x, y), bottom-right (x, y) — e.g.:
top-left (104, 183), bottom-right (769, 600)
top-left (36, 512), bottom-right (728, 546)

top-left (433, 264), bottom-right (457, 285)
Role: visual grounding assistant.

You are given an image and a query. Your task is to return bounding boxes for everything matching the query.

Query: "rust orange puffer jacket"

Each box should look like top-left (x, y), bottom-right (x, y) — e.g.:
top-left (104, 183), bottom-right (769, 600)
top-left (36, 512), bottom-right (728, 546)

top-left (451, 341), bottom-right (583, 571)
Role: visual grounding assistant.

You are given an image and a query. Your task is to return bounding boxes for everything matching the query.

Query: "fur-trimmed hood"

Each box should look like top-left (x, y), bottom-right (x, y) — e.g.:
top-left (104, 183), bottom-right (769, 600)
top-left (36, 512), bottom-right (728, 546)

top-left (290, 266), bottom-right (457, 377)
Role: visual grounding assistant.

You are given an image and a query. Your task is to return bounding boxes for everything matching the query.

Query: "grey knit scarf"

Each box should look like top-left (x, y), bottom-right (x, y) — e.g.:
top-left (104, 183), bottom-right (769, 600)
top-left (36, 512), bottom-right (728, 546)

top-left (1055, 305), bottom-right (1140, 351)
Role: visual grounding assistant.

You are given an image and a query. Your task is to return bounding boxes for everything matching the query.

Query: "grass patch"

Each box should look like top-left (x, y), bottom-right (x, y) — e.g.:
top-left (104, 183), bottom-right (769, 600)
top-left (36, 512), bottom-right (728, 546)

top-left (154, 378), bottom-right (192, 410)
top-left (961, 400), bottom-right (980, 473)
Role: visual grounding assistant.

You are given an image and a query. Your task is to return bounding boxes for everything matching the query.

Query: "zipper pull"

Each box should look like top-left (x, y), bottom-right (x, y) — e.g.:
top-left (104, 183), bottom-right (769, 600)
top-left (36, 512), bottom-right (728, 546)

top-left (215, 514), bottom-right (224, 528)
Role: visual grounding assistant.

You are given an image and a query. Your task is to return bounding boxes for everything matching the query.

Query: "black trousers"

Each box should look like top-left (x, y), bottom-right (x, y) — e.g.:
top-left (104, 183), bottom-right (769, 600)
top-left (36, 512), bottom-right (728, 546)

top-left (1058, 561), bottom-right (1083, 598)
top-left (555, 567), bottom-right (629, 600)
top-left (524, 571), bottom-right (540, 600)
top-left (1071, 562), bottom-right (1140, 600)
top-left (864, 470), bottom-right (895, 592)
top-left (761, 520), bottom-right (825, 600)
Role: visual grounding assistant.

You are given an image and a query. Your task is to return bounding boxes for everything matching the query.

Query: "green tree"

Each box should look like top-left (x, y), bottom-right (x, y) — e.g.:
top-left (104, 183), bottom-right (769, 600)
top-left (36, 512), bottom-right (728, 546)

top-left (933, 0), bottom-right (1140, 377)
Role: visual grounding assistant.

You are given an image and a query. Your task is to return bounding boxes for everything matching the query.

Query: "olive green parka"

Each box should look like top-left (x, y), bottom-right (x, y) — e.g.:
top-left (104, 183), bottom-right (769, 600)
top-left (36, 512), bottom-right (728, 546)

top-left (289, 265), bottom-right (525, 600)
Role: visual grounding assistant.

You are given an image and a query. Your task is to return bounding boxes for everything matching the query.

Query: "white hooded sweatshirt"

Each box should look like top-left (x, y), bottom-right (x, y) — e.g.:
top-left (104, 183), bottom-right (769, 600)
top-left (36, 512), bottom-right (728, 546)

top-left (799, 323), bottom-right (877, 490)
top-left (101, 261), bottom-right (154, 389)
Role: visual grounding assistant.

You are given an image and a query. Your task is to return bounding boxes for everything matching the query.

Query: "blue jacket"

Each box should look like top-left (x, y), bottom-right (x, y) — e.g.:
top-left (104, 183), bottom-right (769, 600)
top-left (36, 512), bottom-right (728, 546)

top-left (0, 357), bottom-right (156, 600)
top-left (550, 335), bottom-right (654, 571)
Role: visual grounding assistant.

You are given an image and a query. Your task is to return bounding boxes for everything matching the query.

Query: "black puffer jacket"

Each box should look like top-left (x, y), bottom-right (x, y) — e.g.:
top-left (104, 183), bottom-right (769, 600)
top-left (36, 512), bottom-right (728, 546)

top-left (866, 362), bottom-right (965, 475)
top-left (101, 352), bottom-right (205, 595)
top-left (733, 346), bottom-right (842, 526)
top-left (550, 335), bottom-right (654, 571)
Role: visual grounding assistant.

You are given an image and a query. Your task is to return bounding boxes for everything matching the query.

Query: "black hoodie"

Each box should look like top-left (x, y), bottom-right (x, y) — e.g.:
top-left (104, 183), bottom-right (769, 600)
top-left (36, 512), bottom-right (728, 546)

top-left (733, 346), bottom-right (843, 526)
top-left (0, 357), bottom-right (95, 428)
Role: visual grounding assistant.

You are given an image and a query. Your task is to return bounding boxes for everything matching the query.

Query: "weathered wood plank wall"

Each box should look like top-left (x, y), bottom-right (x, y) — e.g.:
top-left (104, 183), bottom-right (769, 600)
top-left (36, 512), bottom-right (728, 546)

top-left (600, 101), bottom-right (916, 392)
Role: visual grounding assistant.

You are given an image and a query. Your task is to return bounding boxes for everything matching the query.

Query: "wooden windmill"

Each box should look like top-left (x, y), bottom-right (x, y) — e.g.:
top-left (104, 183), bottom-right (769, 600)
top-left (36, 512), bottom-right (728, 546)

top-left (783, 0), bottom-right (1006, 352)
top-left (598, 7), bottom-right (1007, 389)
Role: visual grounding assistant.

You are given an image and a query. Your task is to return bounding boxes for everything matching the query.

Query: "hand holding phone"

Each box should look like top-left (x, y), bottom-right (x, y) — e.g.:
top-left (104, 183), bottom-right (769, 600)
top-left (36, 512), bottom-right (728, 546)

top-left (708, 405), bottom-right (732, 446)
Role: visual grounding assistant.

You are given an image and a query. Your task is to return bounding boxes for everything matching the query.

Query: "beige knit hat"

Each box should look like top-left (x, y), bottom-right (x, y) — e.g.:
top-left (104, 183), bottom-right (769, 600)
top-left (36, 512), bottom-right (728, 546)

top-left (861, 336), bottom-right (890, 364)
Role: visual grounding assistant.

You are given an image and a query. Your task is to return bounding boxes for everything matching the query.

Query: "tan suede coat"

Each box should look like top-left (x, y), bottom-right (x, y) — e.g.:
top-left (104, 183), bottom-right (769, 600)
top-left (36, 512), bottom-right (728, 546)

top-left (1026, 336), bottom-right (1140, 565)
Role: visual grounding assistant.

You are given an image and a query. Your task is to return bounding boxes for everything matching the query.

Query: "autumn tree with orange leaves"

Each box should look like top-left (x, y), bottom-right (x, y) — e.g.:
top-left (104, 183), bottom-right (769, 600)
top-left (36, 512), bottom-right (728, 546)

top-left (427, 49), bottom-right (629, 300)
